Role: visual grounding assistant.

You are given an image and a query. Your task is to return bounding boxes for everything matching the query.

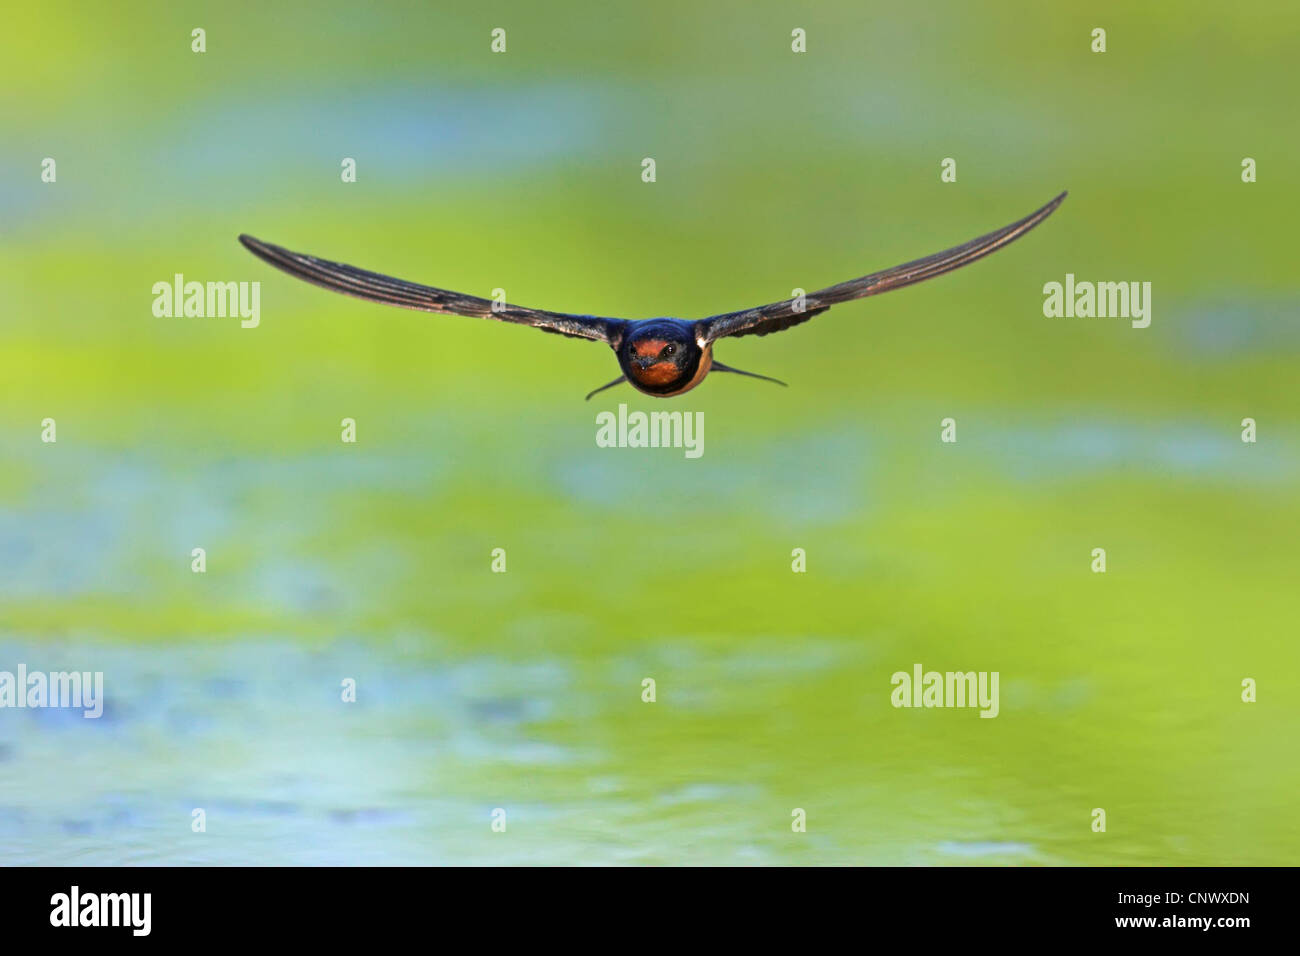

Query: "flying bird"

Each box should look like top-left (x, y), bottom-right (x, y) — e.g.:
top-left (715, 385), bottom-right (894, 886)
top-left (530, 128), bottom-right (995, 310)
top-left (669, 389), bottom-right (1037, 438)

top-left (239, 191), bottom-right (1065, 400)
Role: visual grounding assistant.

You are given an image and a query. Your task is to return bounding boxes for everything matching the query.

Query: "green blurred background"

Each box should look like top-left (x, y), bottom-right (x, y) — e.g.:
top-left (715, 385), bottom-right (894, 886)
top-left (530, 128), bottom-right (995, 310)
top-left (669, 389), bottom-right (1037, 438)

top-left (2, 1), bottom-right (1297, 864)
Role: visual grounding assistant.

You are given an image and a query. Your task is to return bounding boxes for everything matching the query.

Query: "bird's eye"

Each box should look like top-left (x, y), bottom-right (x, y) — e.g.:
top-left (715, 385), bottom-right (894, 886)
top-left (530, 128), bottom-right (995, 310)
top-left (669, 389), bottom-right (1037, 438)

top-left (663, 344), bottom-right (676, 357)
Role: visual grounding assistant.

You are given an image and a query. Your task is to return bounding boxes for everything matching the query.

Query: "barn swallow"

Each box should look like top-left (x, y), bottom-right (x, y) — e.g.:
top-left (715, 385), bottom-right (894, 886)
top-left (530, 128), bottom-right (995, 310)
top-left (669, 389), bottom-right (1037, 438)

top-left (239, 191), bottom-right (1064, 400)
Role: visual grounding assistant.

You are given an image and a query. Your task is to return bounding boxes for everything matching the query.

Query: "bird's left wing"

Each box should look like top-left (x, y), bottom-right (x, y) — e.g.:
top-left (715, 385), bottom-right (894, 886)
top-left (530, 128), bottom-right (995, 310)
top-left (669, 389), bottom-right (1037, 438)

top-left (238, 235), bottom-right (626, 346)
top-left (695, 191), bottom-right (1066, 343)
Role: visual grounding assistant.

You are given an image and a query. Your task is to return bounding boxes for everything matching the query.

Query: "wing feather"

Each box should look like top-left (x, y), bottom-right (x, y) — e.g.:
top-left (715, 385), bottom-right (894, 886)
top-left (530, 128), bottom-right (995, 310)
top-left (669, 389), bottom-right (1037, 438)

top-left (238, 235), bottom-right (625, 345)
top-left (697, 191), bottom-right (1066, 342)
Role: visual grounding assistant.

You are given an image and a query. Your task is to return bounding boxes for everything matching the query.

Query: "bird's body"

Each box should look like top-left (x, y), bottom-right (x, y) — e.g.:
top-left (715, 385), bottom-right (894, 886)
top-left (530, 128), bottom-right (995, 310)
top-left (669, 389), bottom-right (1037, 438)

top-left (240, 192), bottom-right (1066, 399)
top-left (621, 320), bottom-right (711, 396)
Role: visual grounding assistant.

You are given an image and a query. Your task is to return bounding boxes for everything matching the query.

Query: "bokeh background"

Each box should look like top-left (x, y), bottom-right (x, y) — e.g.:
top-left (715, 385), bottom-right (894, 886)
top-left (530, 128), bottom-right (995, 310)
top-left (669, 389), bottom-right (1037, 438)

top-left (2, 1), bottom-right (1297, 864)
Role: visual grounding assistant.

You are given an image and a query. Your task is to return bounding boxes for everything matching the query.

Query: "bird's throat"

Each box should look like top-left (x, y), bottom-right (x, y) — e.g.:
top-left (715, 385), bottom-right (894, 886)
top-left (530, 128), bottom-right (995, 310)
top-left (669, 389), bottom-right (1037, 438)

top-left (625, 345), bottom-right (712, 397)
top-left (631, 361), bottom-right (684, 387)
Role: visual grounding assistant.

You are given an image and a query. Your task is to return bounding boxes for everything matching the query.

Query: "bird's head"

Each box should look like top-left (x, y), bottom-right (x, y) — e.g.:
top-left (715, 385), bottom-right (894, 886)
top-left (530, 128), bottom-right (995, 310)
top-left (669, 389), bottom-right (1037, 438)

top-left (621, 322), bottom-right (699, 393)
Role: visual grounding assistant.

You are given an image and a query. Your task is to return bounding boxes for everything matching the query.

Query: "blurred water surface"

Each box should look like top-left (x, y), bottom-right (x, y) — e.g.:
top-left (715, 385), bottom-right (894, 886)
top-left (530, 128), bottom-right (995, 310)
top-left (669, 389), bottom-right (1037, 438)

top-left (2, 1), bottom-right (1298, 864)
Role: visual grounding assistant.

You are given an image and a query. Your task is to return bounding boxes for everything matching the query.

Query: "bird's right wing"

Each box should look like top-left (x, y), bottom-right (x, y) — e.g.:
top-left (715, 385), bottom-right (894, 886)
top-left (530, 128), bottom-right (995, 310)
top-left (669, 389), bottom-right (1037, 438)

top-left (238, 234), bottom-right (627, 346)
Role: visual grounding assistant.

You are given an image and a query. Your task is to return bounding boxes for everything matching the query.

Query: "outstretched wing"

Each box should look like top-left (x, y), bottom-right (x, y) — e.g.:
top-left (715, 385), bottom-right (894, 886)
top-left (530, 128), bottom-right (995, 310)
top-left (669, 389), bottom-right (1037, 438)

top-left (696, 191), bottom-right (1066, 343)
top-left (238, 235), bottom-right (626, 346)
